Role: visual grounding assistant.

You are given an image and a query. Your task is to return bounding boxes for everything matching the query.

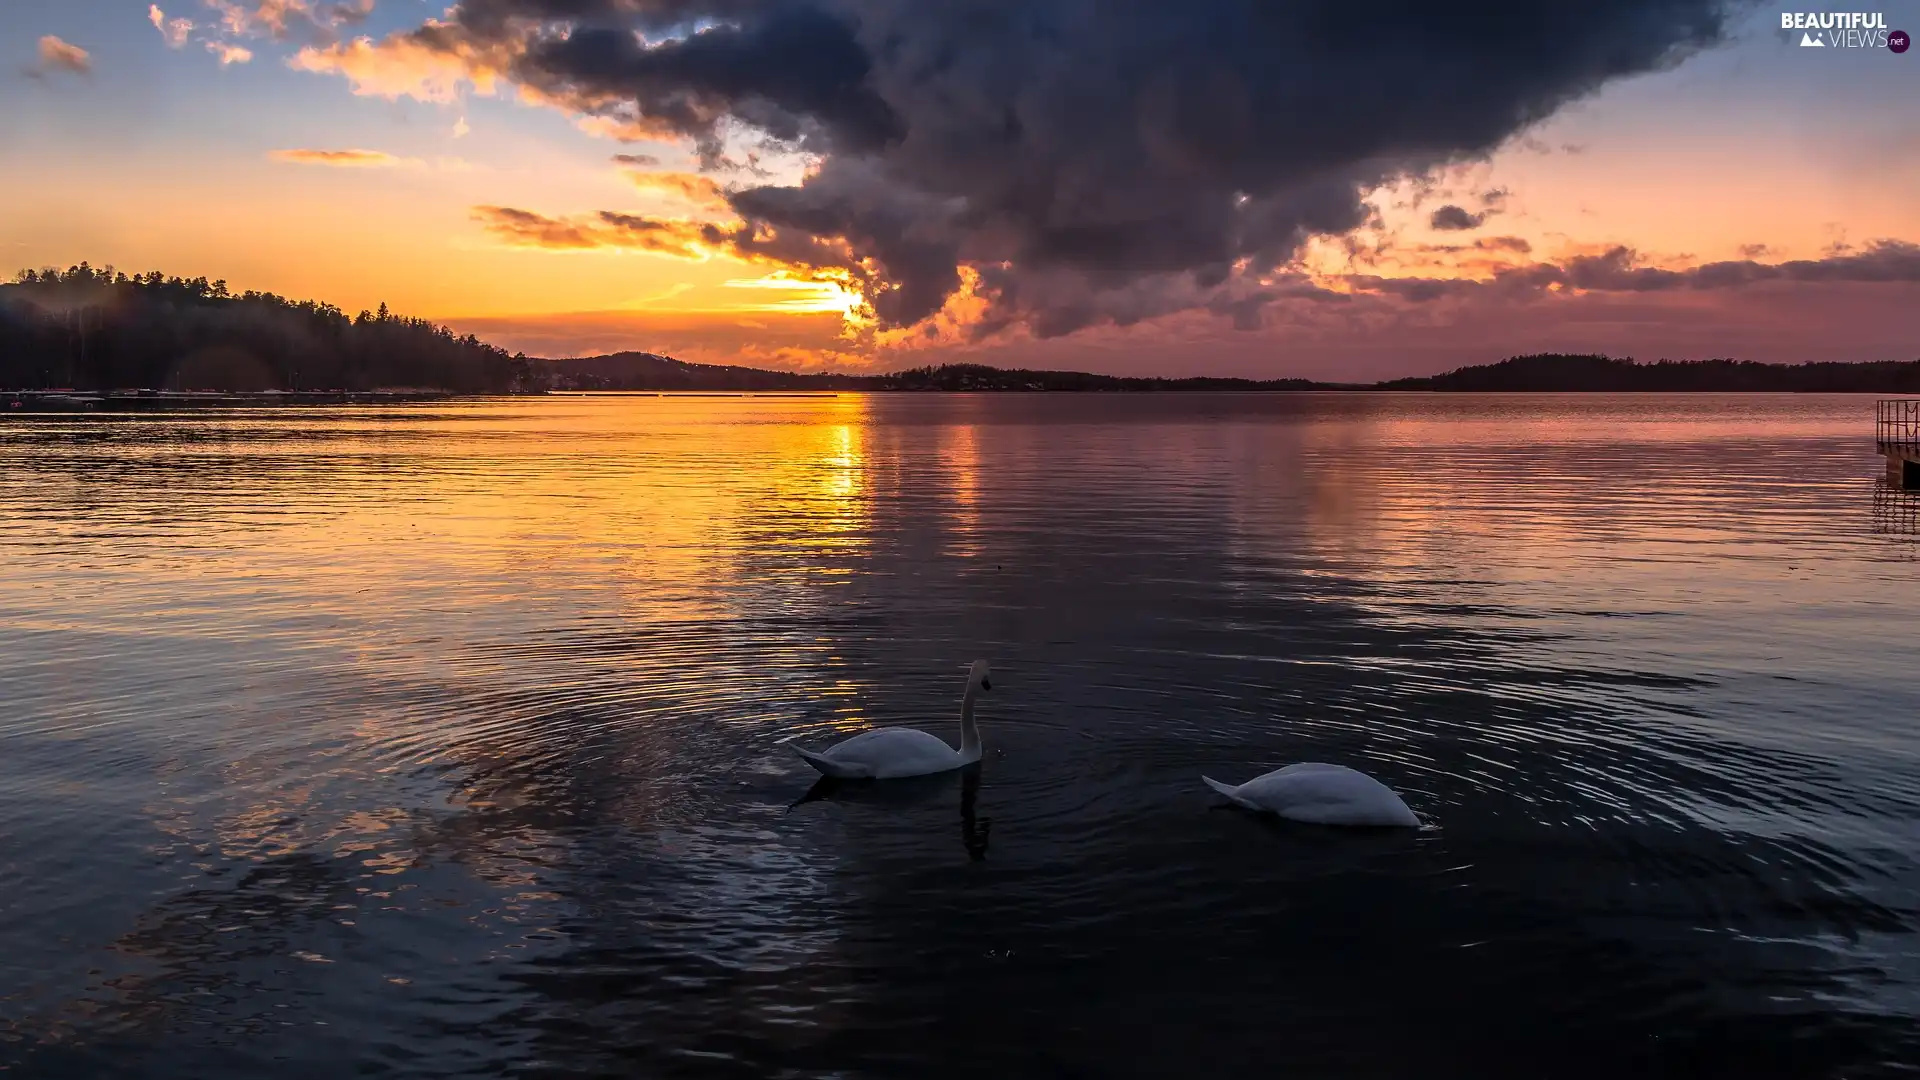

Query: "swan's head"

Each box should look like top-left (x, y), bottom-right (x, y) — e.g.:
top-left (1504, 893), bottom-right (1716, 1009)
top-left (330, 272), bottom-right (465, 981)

top-left (967, 659), bottom-right (992, 692)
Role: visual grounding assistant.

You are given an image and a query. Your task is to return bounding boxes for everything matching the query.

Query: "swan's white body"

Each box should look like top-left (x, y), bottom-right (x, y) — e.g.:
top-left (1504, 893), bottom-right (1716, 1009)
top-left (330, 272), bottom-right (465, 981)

top-left (794, 661), bottom-right (989, 780)
top-left (1202, 762), bottom-right (1419, 827)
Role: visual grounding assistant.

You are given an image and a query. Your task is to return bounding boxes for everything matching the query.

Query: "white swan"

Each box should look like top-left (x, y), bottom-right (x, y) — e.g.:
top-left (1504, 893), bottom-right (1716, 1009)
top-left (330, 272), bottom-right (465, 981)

top-left (793, 661), bottom-right (991, 779)
top-left (1202, 762), bottom-right (1420, 827)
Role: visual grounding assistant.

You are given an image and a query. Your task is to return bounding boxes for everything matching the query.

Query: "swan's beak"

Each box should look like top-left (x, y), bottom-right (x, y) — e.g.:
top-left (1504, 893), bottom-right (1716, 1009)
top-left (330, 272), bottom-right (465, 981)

top-left (980, 677), bottom-right (992, 691)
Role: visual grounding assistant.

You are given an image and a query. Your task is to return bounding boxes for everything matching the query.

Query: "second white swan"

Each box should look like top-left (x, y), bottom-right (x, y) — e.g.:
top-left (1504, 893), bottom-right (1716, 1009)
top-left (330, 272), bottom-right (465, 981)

top-left (793, 660), bottom-right (991, 779)
top-left (1202, 762), bottom-right (1420, 827)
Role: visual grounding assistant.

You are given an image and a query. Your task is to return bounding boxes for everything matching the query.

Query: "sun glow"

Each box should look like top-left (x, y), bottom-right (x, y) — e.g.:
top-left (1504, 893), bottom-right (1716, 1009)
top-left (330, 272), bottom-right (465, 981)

top-left (722, 273), bottom-right (869, 320)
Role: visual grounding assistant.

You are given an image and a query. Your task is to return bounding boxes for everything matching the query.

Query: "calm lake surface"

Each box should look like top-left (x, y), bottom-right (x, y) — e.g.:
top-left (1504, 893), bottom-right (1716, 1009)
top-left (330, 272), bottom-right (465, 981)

top-left (2, 392), bottom-right (1917, 1079)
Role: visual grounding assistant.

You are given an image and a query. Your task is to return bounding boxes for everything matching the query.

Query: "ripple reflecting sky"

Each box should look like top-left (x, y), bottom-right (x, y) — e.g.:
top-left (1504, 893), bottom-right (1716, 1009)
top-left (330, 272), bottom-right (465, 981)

top-left (1, 393), bottom-right (1916, 1079)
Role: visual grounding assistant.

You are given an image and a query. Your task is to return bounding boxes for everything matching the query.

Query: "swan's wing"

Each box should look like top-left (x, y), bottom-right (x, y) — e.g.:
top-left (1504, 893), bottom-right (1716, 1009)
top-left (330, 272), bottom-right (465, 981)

top-left (1273, 761), bottom-right (1352, 777)
top-left (1237, 766), bottom-right (1418, 826)
top-left (1204, 764), bottom-right (1349, 807)
top-left (819, 727), bottom-right (961, 776)
top-left (1239, 766), bottom-right (1374, 803)
top-left (827, 727), bottom-right (952, 755)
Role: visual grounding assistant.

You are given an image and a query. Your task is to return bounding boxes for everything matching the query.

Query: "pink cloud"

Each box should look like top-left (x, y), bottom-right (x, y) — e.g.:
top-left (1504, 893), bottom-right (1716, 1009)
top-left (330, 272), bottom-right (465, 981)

top-left (34, 36), bottom-right (91, 75)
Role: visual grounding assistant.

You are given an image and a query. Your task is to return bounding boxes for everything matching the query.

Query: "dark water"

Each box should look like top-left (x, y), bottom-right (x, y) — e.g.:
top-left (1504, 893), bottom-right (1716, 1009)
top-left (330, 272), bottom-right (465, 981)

top-left (2, 393), bottom-right (1917, 1079)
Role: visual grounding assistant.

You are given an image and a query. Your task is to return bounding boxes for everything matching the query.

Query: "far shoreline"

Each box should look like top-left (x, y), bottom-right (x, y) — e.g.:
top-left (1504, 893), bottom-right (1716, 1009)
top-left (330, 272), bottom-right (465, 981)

top-left (9, 385), bottom-right (1919, 415)
top-left (3, 388), bottom-right (467, 413)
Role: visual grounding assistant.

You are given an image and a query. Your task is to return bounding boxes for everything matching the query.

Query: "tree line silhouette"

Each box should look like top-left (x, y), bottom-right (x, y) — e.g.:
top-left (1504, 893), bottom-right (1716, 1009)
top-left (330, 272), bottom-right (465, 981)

top-left (546, 353), bottom-right (1324, 391)
top-left (8, 266), bottom-right (1916, 396)
top-left (549, 352), bottom-right (1920, 393)
top-left (1, 264), bottom-right (537, 393)
top-left (1375, 353), bottom-right (1920, 393)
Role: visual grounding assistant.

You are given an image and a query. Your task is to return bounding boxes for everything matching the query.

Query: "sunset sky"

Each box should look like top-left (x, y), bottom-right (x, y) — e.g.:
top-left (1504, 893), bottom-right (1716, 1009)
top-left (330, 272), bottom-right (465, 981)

top-left (2, 0), bottom-right (1916, 379)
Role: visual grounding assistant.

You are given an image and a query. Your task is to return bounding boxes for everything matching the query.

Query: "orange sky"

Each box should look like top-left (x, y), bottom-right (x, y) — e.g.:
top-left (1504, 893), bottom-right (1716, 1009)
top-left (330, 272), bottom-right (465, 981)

top-left (2, 1), bottom-right (1916, 377)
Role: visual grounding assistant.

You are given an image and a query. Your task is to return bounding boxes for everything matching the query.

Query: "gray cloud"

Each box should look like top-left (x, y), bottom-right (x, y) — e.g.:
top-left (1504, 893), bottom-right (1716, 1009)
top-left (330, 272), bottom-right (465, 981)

top-left (472, 205), bottom-right (732, 256)
top-left (1347, 240), bottom-right (1920, 303)
top-left (1430, 205), bottom-right (1488, 231)
top-left (1418, 235), bottom-right (1534, 255)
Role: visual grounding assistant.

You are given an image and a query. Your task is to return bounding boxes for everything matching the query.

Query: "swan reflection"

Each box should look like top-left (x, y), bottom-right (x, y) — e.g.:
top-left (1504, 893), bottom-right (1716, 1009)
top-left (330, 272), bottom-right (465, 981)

top-left (789, 763), bottom-right (993, 862)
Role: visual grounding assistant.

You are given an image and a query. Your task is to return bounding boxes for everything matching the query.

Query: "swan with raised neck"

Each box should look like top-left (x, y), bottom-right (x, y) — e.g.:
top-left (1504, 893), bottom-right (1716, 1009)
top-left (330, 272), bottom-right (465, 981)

top-left (794, 661), bottom-right (992, 780)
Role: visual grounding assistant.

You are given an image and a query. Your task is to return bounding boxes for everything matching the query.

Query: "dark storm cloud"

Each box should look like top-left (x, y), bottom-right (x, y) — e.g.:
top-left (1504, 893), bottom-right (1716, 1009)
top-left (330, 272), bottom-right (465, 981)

top-left (450, 0), bottom-right (772, 35)
top-left (514, 5), bottom-right (903, 163)
top-left (398, 0), bottom-right (1756, 332)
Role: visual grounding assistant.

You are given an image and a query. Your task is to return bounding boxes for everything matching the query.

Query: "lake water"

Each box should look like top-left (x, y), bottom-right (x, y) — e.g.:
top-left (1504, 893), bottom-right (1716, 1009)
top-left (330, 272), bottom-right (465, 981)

top-left (1, 393), bottom-right (1917, 1079)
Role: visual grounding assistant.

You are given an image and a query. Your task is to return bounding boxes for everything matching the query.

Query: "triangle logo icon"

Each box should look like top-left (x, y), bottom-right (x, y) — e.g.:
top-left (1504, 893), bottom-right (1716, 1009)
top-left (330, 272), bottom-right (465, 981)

top-left (1801, 31), bottom-right (1825, 45)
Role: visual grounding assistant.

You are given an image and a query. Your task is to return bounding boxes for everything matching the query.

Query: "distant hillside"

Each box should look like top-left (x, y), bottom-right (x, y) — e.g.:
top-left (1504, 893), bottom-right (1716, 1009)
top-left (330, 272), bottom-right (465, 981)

top-left (542, 356), bottom-right (1327, 392)
top-left (546, 351), bottom-right (1920, 394)
top-left (876, 363), bottom-right (1324, 391)
top-left (545, 352), bottom-right (871, 391)
top-left (1378, 354), bottom-right (1920, 393)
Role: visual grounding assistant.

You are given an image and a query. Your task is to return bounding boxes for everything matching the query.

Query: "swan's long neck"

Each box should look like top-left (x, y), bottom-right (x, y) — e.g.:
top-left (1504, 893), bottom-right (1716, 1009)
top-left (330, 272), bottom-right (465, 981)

top-left (959, 683), bottom-right (982, 760)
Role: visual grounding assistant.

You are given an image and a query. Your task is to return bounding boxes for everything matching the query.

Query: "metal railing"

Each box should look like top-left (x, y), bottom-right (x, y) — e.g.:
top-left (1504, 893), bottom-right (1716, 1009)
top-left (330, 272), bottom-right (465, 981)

top-left (1876, 399), bottom-right (1920, 451)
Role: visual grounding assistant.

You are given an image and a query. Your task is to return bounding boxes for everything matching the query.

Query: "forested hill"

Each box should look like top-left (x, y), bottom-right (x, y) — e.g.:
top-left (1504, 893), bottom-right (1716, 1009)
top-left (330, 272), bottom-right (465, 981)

top-left (545, 356), bottom-right (1324, 392)
top-left (0, 264), bottom-right (537, 393)
top-left (876, 363), bottom-right (1323, 391)
top-left (550, 353), bottom-right (1920, 393)
top-left (546, 351), bottom-right (871, 390)
top-left (1377, 354), bottom-right (1920, 392)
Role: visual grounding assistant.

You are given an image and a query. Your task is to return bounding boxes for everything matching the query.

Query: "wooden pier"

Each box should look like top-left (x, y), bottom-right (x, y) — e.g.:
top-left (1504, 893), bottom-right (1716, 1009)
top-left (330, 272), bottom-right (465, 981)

top-left (1876, 399), bottom-right (1920, 490)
